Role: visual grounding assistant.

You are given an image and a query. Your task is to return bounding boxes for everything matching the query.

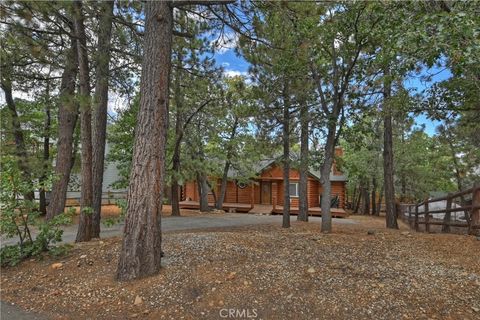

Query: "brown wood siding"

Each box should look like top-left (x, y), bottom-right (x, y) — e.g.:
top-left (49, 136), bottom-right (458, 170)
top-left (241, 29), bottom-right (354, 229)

top-left (254, 183), bottom-right (260, 204)
top-left (237, 184), bottom-right (253, 204)
top-left (309, 180), bottom-right (320, 207)
top-left (184, 181), bottom-right (197, 201)
top-left (318, 181), bottom-right (346, 209)
top-left (182, 162), bottom-right (346, 209)
top-left (225, 181), bottom-right (237, 203)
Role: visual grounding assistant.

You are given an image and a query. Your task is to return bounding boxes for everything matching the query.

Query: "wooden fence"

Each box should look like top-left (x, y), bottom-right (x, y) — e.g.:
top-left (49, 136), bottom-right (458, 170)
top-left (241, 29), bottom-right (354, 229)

top-left (400, 185), bottom-right (480, 235)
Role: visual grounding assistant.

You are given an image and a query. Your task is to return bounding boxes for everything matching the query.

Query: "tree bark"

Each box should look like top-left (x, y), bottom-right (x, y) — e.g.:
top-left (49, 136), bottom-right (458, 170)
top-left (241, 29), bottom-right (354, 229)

top-left (0, 80), bottom-right (35, 203)
top-left (116, 1), bottom-right (172, 280)
top-left (282, 85), bottom-right (291, 228)
top-left (74, 0), bottom-right (93, 242)
top-left (46, 36), bottom-right (79, 220)
top-left (351, 184), bottom-right (358, 210)
top-left (320, 119), bottom-right (336, 232)
top-left (197, 172), bottom-right (210, 212)
top-left (362, 180), bottom-right (370, 215)
top-left (376, 184), bottom-right (383, 216)
top-left (298, 100), bottom-right (309, 222)
top-left (170, 155), bottom-right (181, 216)
top-left (91, 0), bottom-right (115, 238)
top-left (383, 74), bottom-right (398, 229)
top-left (170, 48), bottom-right (184, 217)
top-left (354, 184), bottom-right (362, 214)
top-left (216, 161), bottom-right (231, 210)
top-left (39, 83), bottom-right (51, 215)
top-left (216, 117), bottom-right (238, 210)
top-left (371, 177), bottom-right (377, 216)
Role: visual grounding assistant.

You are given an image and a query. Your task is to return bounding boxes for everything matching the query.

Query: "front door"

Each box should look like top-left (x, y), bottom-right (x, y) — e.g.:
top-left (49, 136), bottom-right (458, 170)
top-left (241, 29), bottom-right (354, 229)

top-left (261, 181), bottom-right (271, 204)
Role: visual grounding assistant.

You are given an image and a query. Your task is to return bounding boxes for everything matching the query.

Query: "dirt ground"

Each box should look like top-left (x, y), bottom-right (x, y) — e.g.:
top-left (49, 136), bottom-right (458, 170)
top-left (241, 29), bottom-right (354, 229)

top-left (1, 215), bottom-right (479, 320)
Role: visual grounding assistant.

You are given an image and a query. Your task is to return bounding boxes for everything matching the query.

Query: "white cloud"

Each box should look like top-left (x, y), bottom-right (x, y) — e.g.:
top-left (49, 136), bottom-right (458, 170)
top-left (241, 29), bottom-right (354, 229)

top-left (223, 69), bottom-right (247, 78)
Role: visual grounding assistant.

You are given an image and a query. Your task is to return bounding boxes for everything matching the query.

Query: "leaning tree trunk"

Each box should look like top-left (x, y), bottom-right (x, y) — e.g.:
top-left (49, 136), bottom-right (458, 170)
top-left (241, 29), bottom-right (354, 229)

top-left (282, 85), bottom-right (291, 228)
top-left (1, 80), bottom-right (35, 203)
top-left (46, 37), bottom-right (79, 220)
top-left (298, 100), bottom-right (309, 222)
top-left (383, 74), bottom-right (398, 229)
top-left (116, 1), bottom-right (172, 281)
top-left (74, 0), bottom-right (94, 242)
top-left (91, 0), bottom-right (114, 238)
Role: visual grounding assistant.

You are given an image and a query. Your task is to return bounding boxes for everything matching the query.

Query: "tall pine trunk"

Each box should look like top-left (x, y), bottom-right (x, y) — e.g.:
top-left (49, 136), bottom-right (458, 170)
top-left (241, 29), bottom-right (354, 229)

top-left (298, 101), bottom-right (309, 222)
top-left (46, 36), bottom-right (79, 220)
top-left (361, 179), bottom-right (370, 215)
top-left (171, 148), bottom-right (181, 216)
top-left (351, 185), bottom-right (358, 210)
top-left (39, 85), bottom-right (51, 215)
top-left (116, 1), bottom-right (172, 280)
top-left (371, 177), bottom-right (377, 216)
top-left (354, 184), bottom-right (362, 213)
top-left (376, 185), bottom-right (383, 216)
top-left (383, 74), bottom-right (398, 229)
top-left (74, 0), bottom-right (94, 242)
top-left (282, 85), bottom-right (291, 228)
top-left (91, 0), bottom-right (114, 238)
top-left (320, 120), bottom-right (336, 232)
top-left (170, 49), bottom-right (184, 217)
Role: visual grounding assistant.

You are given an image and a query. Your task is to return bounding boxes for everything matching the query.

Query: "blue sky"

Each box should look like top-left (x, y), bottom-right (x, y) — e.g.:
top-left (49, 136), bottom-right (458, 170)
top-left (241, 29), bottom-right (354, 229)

top-left (404, 67), bottom-right (452, 135)
top-left (214, 48), bottom-right (452, 136)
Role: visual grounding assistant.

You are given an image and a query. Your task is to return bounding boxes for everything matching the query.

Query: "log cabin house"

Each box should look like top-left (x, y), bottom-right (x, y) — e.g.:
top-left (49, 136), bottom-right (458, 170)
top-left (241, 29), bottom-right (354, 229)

top-left (180, 148), bottom-right (348, 217)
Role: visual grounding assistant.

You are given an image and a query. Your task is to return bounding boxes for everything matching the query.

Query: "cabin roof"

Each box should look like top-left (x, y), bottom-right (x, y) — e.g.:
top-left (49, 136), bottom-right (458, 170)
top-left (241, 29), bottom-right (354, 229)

top-left (227, 156), bottom-right (348, 182)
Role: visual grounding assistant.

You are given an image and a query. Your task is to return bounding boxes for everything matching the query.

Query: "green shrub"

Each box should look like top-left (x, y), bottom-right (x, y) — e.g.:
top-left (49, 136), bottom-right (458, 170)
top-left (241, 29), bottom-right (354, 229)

top-left (0, 156), bottom-right (72, 267)
top-left (102, 198), bottom-right (127, 227)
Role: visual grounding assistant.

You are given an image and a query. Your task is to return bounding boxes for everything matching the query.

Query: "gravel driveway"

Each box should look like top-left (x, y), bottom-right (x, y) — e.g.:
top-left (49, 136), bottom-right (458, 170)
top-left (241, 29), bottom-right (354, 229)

top-left (0, 214), bottom-right (355, 320)
top-left (1, 213), bottom-right (355, 247)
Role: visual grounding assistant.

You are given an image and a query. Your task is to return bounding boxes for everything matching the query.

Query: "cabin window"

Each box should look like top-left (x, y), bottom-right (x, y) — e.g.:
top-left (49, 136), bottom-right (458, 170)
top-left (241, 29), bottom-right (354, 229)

top-left (289, 183), bottom-right (299, 197)
top-left (237, 181), bottom-right (248, 189)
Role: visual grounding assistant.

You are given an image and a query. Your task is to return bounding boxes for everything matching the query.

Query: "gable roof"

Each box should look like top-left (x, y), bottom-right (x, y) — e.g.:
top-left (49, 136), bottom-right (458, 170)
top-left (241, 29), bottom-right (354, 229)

top-left (228, 156), bottom-right (348, 182)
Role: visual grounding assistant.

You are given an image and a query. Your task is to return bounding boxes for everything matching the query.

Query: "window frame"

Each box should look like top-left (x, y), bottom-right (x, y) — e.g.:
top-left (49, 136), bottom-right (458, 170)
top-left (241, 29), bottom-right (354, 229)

top-left (289, 182), bottom-right (299, 197)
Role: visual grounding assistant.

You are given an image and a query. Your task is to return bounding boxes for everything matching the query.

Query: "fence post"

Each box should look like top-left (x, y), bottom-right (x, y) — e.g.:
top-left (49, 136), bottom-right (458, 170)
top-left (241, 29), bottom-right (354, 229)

top-left (442, 196), bottom-right (452, 233)
top-left (408, 205), bottom-right (412, 227)
top-left (415, 204), bottom-right (419, 231)
top-left (425, 200), bottom-right (430, 233)
top-left (470, 185), bottom-right (480, 235)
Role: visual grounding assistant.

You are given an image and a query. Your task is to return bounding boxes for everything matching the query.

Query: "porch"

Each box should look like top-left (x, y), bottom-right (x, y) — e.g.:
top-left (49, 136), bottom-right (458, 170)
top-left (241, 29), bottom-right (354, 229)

top-left (271, 205), bottom-right (348, 218)
top-left (179, 200), bottom-right (253, 213)
top-left (179, 201), bottom-right (348, 218)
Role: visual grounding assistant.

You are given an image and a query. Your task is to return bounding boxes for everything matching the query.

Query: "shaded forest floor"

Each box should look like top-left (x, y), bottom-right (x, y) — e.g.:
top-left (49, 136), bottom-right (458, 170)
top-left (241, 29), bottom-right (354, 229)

top-left (1, 215), bottom-right (479, 320)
